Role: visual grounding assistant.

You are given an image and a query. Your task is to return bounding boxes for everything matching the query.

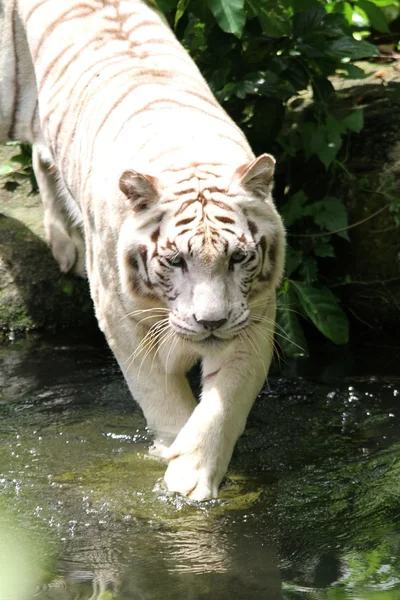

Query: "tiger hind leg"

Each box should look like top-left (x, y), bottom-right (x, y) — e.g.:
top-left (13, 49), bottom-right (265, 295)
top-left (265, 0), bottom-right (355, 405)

top-left (32, 145), bottom-right (86, 277)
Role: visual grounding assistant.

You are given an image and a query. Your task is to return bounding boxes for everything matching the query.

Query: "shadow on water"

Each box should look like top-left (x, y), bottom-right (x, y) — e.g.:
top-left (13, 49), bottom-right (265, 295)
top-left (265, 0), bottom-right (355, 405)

top-left (0, 336), bottom-right (400, 599)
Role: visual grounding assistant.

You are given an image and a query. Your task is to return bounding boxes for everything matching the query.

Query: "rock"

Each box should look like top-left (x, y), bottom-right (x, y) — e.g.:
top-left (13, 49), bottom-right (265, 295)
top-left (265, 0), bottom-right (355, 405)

top-left (283, 62), bottom-right (400, 335)
top-left (0, 146), bottom-right (96, 338)
top-left (333, 65), bottom-right (400, 332)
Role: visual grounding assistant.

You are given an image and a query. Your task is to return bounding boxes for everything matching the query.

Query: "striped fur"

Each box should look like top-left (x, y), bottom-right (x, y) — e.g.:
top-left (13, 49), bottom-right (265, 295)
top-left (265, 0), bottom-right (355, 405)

top-left (1, 0), bottom-right (286, 500)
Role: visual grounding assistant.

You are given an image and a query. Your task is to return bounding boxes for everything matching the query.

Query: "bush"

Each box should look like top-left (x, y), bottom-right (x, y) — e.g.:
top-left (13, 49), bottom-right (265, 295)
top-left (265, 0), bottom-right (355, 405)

top-left (2, 0), bottom-right (399, 353)
top-left (155, 0), bottom-right (399, 356)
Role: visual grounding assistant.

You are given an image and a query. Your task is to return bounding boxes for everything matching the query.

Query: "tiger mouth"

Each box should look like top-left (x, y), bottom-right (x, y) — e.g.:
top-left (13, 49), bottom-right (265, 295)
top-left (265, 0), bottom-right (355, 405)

top-left (200, 334), bottom-right (229, 345)
top-left (170, 321), bottom-right (246, 343)
top-left (175, 330), bottom-right (237, 345)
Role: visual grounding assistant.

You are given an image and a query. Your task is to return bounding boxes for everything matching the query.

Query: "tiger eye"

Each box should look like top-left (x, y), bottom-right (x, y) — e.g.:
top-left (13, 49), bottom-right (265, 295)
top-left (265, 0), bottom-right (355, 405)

top-left (167, 254), bottom-right (186, 268)
top-left (230, 249), bottom-right (247, 264)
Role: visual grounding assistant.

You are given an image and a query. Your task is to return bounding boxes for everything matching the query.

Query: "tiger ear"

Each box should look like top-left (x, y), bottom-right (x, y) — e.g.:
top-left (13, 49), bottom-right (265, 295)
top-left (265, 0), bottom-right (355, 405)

top-left (233, 153), bottom-right (275, 201)
top-left (119, 169), bottom-right (159, 212)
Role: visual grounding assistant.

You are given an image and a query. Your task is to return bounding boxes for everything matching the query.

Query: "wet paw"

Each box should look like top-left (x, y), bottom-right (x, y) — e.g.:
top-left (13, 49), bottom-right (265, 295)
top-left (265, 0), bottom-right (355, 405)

top-left (163, 450), bottom-right (219, 501)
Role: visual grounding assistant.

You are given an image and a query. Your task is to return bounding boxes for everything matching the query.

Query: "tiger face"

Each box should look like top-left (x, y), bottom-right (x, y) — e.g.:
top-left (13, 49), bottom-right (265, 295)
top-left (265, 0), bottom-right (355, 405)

top-left (118, 154), bottom-right (285, 346)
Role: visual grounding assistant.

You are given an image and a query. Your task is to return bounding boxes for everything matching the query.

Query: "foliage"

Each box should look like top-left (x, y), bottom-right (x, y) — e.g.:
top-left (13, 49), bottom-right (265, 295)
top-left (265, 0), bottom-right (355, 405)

top-left (2, 0), bottom-right (399, 352)
top-left (0, 141), bottom-right (36, 192)
top-left (153, 0), bottom-right (398, 356)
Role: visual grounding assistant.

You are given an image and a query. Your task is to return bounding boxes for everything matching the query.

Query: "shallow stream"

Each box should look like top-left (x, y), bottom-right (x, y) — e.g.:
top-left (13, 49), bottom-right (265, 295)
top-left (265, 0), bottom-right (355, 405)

top-left (0, 336), bottom-right (399, 599)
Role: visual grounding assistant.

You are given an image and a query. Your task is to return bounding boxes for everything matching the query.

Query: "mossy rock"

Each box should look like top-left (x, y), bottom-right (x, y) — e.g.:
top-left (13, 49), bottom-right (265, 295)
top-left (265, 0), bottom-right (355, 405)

top-left (51, 450), bottom-right (264, 525)
top-left (289, 65), bottom-right (400, 334)
top-left (0, 146), bottom-right (97, 338)
top-left (339, 85), bottom-right (400, 332)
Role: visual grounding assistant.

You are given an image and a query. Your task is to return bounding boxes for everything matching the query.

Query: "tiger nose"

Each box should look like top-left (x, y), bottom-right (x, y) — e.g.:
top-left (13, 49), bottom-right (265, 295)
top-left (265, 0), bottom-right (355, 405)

top-left (195, 317), bottom-right (228, 330)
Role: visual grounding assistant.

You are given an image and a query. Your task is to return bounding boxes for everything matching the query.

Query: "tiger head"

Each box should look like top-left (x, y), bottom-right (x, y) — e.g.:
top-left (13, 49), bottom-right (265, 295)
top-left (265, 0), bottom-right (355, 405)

top-left (118, 154), bottom-right (285, 345)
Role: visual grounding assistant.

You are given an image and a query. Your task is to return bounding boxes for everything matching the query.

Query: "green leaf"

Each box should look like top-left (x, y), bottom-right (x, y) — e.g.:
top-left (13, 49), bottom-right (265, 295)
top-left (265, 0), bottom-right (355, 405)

top-left (327, 36), bottom-right (379, 60)
top-left (326, 113), bottom-right (346, 135)
top-left (156, 0), bottom-right (178, 12)
top-left (298, 256), bottom-right (318, 283)
top-left (0, 162), bottom-right (18, 176)
top-left (339, 63), bottom-right (369, 79)
top-left (285, 246), bottom-right (303, 277)
top-left (207, 0), bottom-right (245, 36)
top-left (309, 126), bottom-right (342, 169)
top-left (342, 109), bottom-right (364, 133)
top-left (293, 6), bottom-right (326, 36)
top-left (357, 0), bottom-right (390, 32)
top-left (290, 0), bottom-right (321, 13)
top-left (247, 97), bottom-right (285, 149)
top-left (332, 1), bottom-right (355, 25)
top-left (312, 76), bottom-right (336, 105)
top-left (290, 281), bottom-right (349, 344)
top-left (281, 190), bottom-right (308, 227)
top-left (62, 281), bottom-right (74, 297)
top-left (248, 0), bottom-right (289, 37)
top-left (174, 0), bottom-right (189, 28)
top-left (284, 60), bottom-right (310, 91)
top-left (370, 0), bottom-right (399, 5)
top-left (9, 153), bottom-right (32, 166)
top-left (304, 196), bottom-right (349, 239)
top-left (301, 121), bottom-right (317, 160)
top-left (276, 286), bottom-right (309, 357)
top-left (313, 240), bottom-right (335, 257)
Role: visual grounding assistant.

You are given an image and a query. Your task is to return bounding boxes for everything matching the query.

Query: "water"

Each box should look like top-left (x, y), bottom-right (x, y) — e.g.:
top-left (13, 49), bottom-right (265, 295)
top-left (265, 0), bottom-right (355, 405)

top-left (0, 336), bottom-right (399, 599)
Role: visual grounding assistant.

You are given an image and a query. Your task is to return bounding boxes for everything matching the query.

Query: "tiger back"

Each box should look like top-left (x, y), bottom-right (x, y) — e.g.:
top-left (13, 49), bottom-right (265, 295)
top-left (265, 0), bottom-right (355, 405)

top-left (1, 0), bottom-right (285, 500)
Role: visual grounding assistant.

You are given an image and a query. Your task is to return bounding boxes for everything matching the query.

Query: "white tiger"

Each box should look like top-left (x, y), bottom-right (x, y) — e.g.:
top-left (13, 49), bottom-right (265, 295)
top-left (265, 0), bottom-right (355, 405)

top-left (0, 0), bottom-right (285, 500)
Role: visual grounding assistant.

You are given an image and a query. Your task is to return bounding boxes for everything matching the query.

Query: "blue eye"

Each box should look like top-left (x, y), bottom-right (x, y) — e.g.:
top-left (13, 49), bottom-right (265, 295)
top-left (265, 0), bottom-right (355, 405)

top-left (167, 254), bottom-right (186, 268)
top-left (230, 249), bottom-right (247, 265)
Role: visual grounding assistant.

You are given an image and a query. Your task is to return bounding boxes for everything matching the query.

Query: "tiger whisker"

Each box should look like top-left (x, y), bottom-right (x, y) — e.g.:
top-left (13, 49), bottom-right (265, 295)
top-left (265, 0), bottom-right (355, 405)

top-left (250, 313), bottom-right (302, 343)
top-left (248, 318), bottom-right (306, 354)
top-left (127, 328), bottom-right (168, 376)
top-left (249, 314), bottom-right (290, 339)
top-left (118, 307), bottom-right (170, 323)
top-left (125, 319), bottom-right (169, 372)
top-left (249, 299), bottom-right (303, 319)
top-left (138, 326), bottom-right (174, 378)
top-left (125, 318), bottom-right (169, 363)
top-left (239, 329), bottom-right (267, 379)
top-left (134, 314), bottom-right (170, 328)
top-left (134, 321), bottom-right (170, 361)
top-left (249, 325), bottom-right (274, 377)
top-left (247, 322), bottom-right (285, 369)
top-left (164, 334), bottom-right (180, 392)
top-left (149, 325), bottom-right (176, 374)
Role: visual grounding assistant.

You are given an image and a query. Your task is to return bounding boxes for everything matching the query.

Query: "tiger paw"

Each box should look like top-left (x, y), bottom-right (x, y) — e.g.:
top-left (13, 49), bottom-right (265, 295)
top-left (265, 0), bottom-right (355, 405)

top-left (47, 223), bottom-right (86, 277)
top-left (163, 448), bottom-right (221, 501)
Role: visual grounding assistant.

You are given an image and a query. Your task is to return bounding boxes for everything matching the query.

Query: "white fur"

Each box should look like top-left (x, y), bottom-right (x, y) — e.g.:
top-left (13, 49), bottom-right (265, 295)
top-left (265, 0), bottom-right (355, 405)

top-left (1, 0), bottom-right (286, 500)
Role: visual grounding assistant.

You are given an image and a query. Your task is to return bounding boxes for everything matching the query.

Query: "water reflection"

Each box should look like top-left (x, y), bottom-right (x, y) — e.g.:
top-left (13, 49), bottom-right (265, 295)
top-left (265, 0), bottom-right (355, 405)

top-left (0, 337), bottom-right (400, 599)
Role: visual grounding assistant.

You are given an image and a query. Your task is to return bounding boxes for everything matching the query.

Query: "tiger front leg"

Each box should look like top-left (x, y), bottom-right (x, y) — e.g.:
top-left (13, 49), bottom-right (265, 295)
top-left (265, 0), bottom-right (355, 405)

top-left (162, 322), bottom-right (274, 501)
top-left (99, 310), bottom-right (198, 443)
